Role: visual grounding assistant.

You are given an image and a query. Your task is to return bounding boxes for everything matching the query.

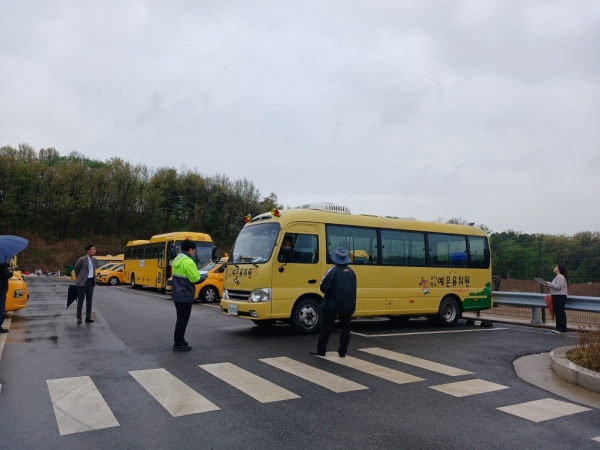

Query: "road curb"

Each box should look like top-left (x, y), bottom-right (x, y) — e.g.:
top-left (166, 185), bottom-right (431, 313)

top-left (550, 346), bottom-right (600, 394)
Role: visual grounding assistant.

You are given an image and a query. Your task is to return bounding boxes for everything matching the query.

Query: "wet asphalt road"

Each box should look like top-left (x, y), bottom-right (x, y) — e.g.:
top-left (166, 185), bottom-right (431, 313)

top-left (0, 276), bottom-right (598, 450)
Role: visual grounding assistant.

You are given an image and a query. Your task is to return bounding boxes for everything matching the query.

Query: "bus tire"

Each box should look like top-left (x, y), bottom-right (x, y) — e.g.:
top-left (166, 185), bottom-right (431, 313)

top-left (130, 273), bottom-right (139, 289)
top-left (109, 277), bottom-right (119, 286)
top-left (291, 297), bottom-right (322, 335)
top-left (200, 286), bottom-right (218, 303)
top-left (252, 319), bottom-right (275, 327)
top-left (437, 296), bottom-right (460, 326)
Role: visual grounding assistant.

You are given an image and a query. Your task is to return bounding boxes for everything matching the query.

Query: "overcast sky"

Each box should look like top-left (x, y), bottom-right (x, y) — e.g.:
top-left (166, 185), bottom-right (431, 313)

top-left (1, 1), bottom-right (599, 235)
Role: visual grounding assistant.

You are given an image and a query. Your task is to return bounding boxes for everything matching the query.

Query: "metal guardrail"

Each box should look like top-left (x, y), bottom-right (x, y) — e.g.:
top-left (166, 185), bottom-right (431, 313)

top-left (491, 291), bottom-right (600, 324)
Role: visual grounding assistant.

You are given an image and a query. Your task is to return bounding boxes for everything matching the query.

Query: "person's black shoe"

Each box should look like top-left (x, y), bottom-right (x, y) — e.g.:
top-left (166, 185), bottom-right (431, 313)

top-left (77, 319), bottom-right (82, 324)
top-left (309, 351), bottom-right (325, 356)
top-left (338, 352), bottom-right (346, 358)
top-left (173, 343), bottom-right (192, 351)
top-left (85, 318), bottom-right (94, 323)
top-left (0, 328), bottom-right (8, 333)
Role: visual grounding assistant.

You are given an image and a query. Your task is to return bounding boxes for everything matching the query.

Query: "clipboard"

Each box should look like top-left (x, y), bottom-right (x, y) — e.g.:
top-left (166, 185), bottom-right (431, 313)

top-left (534, 278), bottom-right (546, 285)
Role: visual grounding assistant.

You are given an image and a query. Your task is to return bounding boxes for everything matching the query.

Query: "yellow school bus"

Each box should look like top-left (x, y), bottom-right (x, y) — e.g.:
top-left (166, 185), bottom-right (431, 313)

top-left (124, 232), bottom-right (217, 292)
top-left (221, 203), bottom-right (492, 334)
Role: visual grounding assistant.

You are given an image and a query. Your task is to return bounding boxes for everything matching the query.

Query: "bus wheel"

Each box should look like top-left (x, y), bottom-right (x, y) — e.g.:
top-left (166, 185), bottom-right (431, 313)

top-left (200, 286), bottom-right (217, 303)
top-left (130, 273), bottom-right (139, 289)
top-left (291, 298), bottom-right (322, 334)
top-left (252, 319), bottom-right (275, 327)
top-left (109, 277), bottom-right (119, 286)
top-left (437, 296), bottom-right (460, 326)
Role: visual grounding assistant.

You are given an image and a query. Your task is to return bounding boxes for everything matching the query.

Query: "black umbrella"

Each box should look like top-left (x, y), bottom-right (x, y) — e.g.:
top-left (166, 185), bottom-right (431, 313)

top-left (67, 285), bottom-right (79, 309)
top-left (0, 235), bottom-right (28, 264)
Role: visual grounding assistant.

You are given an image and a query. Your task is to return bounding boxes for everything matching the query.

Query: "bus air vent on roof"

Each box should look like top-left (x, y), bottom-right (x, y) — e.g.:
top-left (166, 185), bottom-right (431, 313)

top-left (293, 202), bottom-right (351, 214)
top-left (398, 217), bottom-right (417, 221)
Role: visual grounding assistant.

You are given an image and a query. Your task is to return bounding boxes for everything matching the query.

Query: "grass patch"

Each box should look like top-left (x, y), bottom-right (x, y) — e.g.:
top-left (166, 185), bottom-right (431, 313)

top-left (566, 327), bottom-right (600, 372)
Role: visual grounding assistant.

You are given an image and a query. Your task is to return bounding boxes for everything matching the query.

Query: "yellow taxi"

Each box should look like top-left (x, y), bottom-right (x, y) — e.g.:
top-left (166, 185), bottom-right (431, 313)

top-left (166, 256), bottom-right (228, 303)
top-left (96, 264), bottom-right (124, 286)
top-left (5, 271), bottom-right (29, 312)
top-left (70, 255), bottom-right (124, 281)
top-left (196, 257), bottom-right (227, 303)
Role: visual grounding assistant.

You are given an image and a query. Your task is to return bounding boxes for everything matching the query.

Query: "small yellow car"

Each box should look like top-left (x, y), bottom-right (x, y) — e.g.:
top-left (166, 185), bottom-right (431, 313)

top-left (196, 258), bottom-right (227, 303)
top-left (5, 272), bottom-right (29, 311)
top-left (96, 264), bottom-right (124, 286)
top-left (166, 256), bottom-right (227, 303)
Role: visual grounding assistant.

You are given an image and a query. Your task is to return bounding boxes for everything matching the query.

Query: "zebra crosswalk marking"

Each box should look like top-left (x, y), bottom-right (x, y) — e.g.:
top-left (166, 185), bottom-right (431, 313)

top-left (199, 362), bottom-right (300, 403)
top-left (497, 398), bottom-right (592, 423)
top-left (430, 379), bottom-right (509, 397)
top-left (46, 376), bottom-right (120, 435)
top-left (260, 356), bottom-right (368, 393)
top-left (129, 368), bottom-right (220, 417)
top-left (320, 353), bottom-right (425, 385)
top-left (359, 348), bottom-right (473, 376)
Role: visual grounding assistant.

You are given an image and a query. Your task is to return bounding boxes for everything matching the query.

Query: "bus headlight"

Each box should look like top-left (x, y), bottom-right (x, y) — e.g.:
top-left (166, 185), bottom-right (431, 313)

top-left (222, 289), bottom-right (229, 300)
top-left (249, 288), bottom-right (271, 303)
top-left (12, 289), bottom-right (25, 298)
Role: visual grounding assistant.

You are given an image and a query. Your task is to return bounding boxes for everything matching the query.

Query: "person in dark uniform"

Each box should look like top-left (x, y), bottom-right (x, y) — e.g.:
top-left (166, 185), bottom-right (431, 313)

top-left (0, 262), bottom-right (14, 333)
top-left (310, 247), bottom-right (357, 357)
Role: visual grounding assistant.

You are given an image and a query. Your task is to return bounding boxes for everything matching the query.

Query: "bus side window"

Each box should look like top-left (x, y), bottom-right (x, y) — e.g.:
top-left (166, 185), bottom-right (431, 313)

top-left (291, 234), bottom-right (319, 264)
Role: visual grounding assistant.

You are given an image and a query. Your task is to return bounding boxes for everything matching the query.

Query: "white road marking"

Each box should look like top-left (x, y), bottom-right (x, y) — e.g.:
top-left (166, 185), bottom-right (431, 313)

top-left (260, 356), bottom-right (368, 393)
top-left (200, 362), bottom-right (300, 403)
top-left (320, 353), bottom-right (425, 385)
top-left (592, 436), bottom-right (600, 442)
top-left (46, 376), bottom-right (120, 435)
top-left (129, 368), bottom-right (219, 417)
top-left (430, 379), bottom-right (509, 397)
top-left (0, 312), bottom-right (13, 361)
top-left (359, 348), bottom-right (473, 376)
top-left (497, 398), bottom-right (592, 422)
top-left (350, 327), bottom-right (506, 337)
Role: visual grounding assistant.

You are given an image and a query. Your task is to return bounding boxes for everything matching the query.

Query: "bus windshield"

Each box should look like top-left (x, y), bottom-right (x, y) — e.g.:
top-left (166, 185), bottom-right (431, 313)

top-left (230, 223), bottom-right (280, 264)
top-left (174, 240), bottom-right (214, 269)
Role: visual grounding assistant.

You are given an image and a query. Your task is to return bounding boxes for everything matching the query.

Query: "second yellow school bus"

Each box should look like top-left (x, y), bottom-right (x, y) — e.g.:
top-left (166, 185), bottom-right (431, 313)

top-left (124, 232), bottom-right (217, 292)
top-left (220, 203), bottom-right (492, 334)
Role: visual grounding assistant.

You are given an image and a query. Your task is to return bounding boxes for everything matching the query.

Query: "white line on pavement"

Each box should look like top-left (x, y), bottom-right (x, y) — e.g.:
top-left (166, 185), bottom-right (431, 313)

top-left (130, 368), bottom-right (220, 417)
top-left (46, 376), bottom-right (120, 435)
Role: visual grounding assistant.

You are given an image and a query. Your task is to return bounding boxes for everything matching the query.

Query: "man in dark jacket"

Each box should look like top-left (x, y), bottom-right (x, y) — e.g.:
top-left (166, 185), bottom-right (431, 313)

top-left (0, 262), bottom-right (13, 333)
top-left (311, 247), bottom-right (357, 357)
top-left (73, 244), bottom-right (98, 324)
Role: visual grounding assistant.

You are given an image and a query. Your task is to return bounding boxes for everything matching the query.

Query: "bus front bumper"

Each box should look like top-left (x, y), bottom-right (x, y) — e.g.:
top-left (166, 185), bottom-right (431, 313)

top-left (220, 299), bottom-right (271, 320)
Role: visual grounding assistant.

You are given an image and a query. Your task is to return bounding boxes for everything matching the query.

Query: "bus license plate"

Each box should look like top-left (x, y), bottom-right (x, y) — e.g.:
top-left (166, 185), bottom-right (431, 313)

top-left (228, 304), bottom-right (238, 316)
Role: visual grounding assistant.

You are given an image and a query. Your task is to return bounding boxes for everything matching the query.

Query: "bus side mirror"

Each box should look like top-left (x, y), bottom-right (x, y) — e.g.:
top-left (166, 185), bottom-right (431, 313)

top-left (212, 246), bottom-right (218, 262)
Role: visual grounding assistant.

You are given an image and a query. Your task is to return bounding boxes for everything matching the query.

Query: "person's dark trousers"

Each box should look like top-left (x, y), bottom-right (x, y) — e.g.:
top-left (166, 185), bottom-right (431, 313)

top-left (174, 301), bottom-right (193, 345)
top-left (0, 293), bottom-right (6, 327)
top-left (317, 310), bottom-right (352, 356)
top-left (77, 278), bottom-right (95, 320)
top-left (552, 295), bottom-right (568, 332)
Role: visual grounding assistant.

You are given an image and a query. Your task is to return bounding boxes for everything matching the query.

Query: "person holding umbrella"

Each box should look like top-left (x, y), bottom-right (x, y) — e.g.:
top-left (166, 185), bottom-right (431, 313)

top-left (0, 235), bottom-right (29, 333)
top-left (0, 261), bottom-right (13, 333)
top-left (73, 244), bottom-right (98, 324)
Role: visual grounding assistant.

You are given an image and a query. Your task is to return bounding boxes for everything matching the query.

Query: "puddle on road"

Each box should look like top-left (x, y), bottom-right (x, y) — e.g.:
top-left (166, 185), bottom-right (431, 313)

top-left (22, 335), bottom-right (59, 343)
